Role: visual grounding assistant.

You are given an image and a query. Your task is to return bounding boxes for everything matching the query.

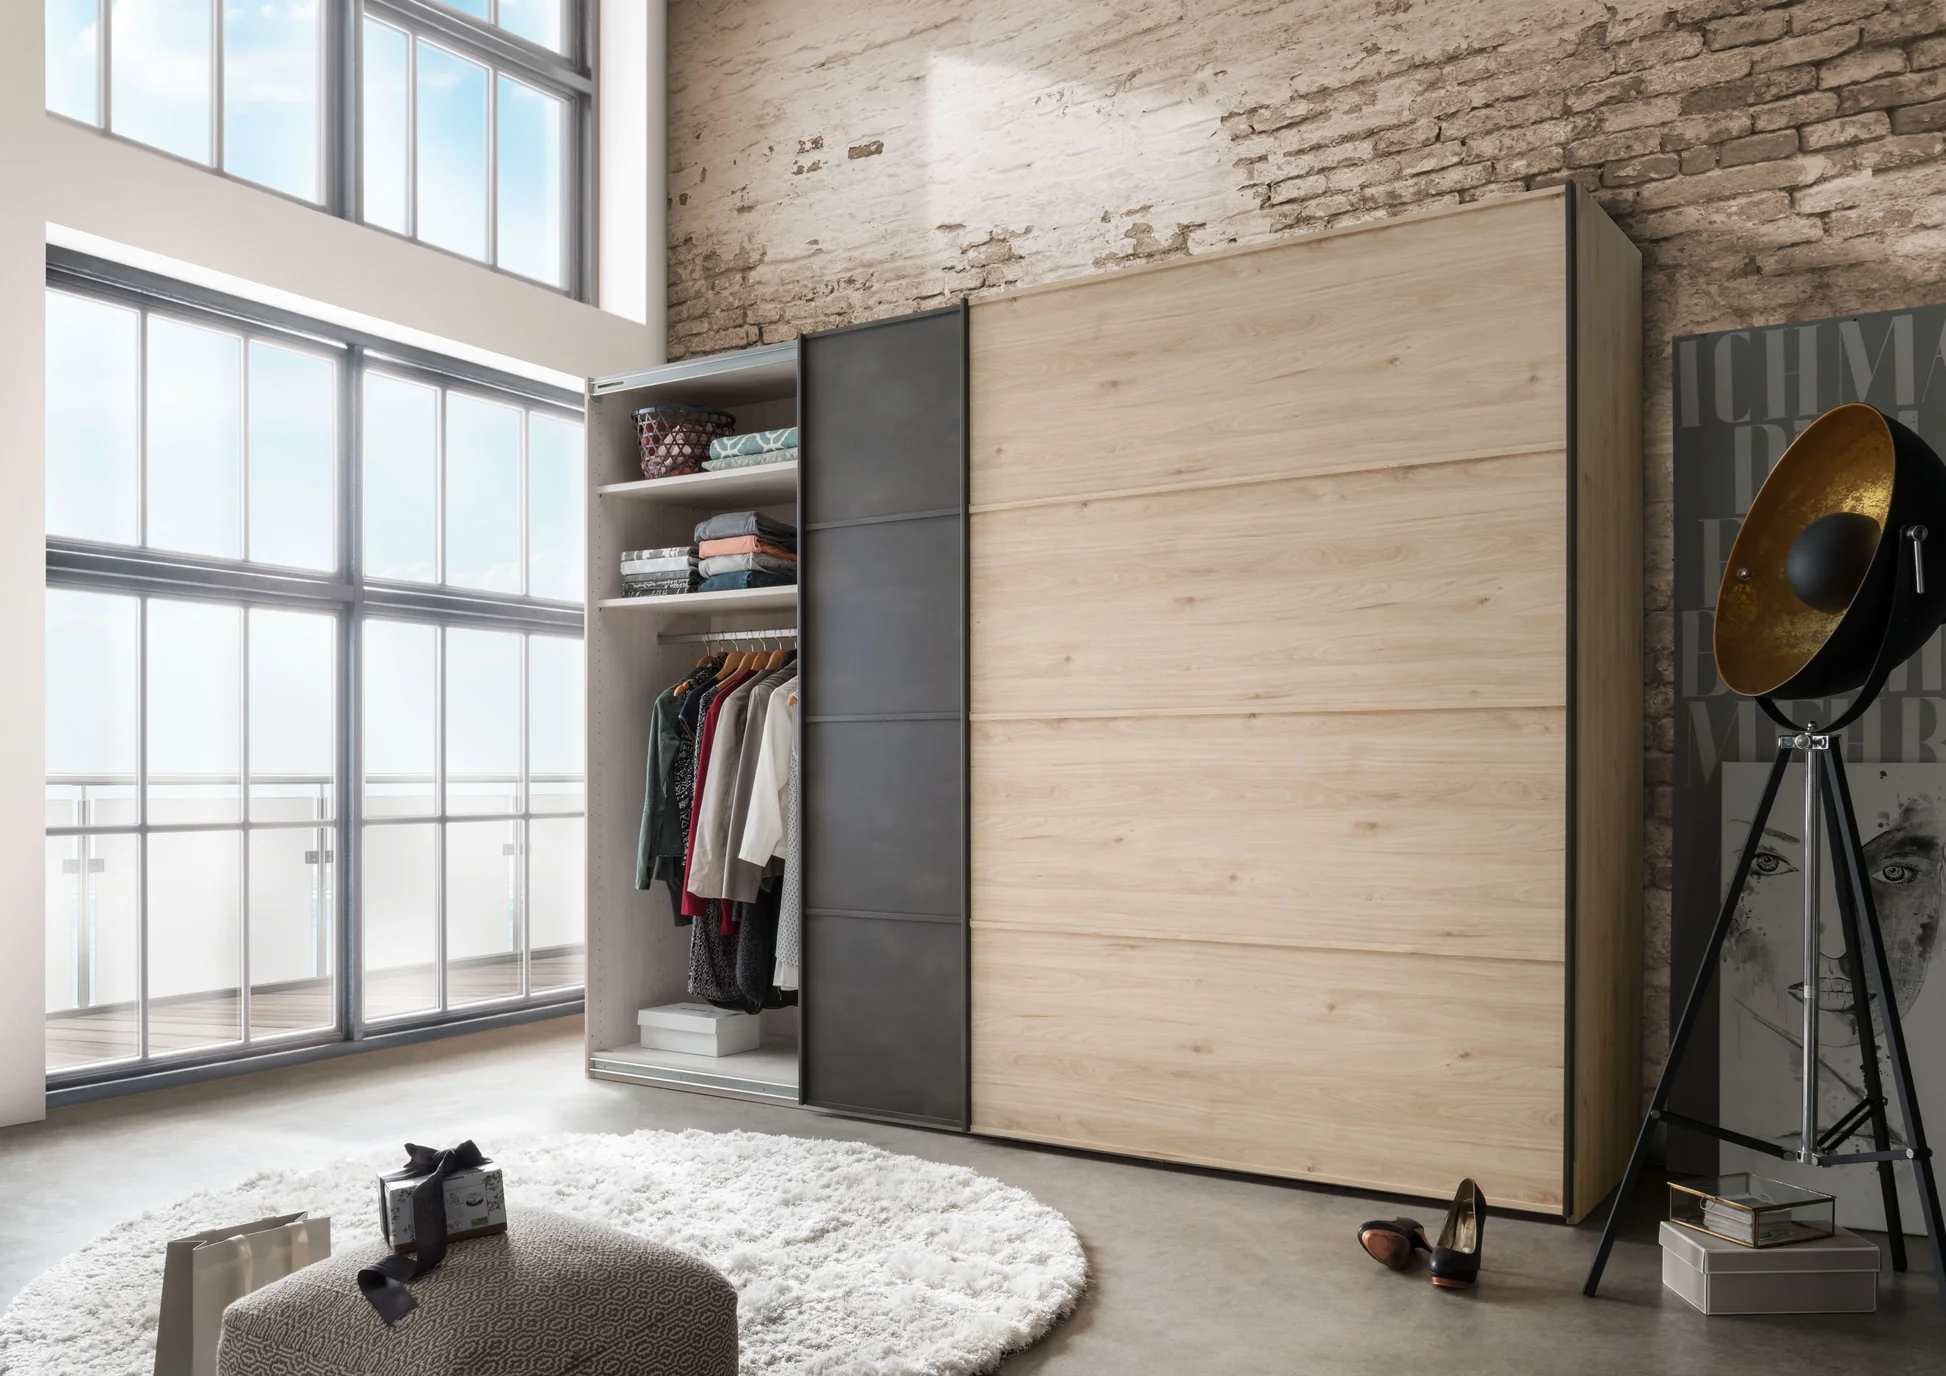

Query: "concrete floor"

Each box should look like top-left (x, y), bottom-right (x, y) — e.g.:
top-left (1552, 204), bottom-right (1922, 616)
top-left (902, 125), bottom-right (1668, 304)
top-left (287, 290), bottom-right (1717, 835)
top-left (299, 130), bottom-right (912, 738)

top-left (1, 1018), bottom-right (1939, 1375)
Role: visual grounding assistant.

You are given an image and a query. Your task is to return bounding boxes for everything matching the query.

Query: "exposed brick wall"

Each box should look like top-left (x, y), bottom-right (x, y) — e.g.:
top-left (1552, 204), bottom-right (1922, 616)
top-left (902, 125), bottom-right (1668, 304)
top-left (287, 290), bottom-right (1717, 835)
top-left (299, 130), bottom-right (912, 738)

top-left (668, 0), bottom-right (1946, 1087)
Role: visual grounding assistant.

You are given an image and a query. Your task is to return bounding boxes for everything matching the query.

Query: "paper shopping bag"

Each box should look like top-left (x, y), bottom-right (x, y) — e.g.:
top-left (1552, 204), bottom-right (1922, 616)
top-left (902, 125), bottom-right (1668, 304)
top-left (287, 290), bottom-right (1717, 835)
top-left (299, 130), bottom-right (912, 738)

top-left (153, 1212), bottom-right (330, 1376)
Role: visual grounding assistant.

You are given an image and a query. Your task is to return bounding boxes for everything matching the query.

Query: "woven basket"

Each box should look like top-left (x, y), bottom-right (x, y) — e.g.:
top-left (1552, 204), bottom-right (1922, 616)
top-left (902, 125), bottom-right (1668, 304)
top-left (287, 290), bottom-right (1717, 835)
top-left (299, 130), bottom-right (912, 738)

top-left (635, 404), bottom-right (735, 480)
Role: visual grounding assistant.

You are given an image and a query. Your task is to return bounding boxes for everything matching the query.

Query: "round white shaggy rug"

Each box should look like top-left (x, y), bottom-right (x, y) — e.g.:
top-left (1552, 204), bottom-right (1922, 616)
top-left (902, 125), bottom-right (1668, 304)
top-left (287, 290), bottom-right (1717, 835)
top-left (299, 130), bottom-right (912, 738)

top-left (0, 1129), bottom-right (1087, 1375)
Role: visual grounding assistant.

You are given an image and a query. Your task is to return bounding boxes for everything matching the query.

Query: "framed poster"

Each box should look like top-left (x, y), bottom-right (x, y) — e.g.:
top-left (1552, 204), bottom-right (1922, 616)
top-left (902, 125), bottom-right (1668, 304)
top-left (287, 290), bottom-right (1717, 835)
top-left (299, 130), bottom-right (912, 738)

top-left (1718, 761), bottom-right (1945, 1231)
top-left (1673, 304), bottom-right (1946, 1210)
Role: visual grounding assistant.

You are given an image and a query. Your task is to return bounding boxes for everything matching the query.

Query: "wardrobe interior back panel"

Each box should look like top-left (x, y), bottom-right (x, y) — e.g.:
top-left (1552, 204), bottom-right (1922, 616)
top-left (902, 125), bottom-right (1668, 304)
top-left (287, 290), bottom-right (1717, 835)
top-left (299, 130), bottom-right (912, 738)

top-left (967, 192), bottom-right (1574, 1214)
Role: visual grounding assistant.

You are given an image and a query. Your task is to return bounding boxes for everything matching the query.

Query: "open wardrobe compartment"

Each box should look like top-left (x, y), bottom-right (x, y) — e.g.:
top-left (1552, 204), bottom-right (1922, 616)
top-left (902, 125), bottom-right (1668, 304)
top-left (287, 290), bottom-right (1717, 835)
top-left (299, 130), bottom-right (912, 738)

top-left (583, 310), bottom-right (969, 1125)
top-left (585, 185), bottom-right (1641, 1220)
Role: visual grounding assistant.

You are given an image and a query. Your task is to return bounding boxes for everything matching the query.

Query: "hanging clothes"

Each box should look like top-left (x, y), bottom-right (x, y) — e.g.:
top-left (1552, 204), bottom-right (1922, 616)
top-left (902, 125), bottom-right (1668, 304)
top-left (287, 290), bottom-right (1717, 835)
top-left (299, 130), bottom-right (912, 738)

top-left (637, 647), bottom-right (802, 1013)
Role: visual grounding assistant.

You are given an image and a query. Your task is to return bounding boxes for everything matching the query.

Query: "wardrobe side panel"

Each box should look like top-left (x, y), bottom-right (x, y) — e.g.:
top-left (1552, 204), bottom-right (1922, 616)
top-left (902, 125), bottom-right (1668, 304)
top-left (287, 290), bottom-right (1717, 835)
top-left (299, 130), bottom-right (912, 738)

top-left (799, 309), bottom-right (968, 1130)
top-left (1569, 189), bottom-right (1645, 1224)
top-left (967, 193), bottom-right (1573, 1207)
top-left (969, 193), bottom-right (1567, 510)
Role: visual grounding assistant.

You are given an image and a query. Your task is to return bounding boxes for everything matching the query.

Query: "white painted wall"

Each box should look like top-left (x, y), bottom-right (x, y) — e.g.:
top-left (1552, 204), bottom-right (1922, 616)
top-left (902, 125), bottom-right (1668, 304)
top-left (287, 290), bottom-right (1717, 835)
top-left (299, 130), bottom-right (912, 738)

top-left (0, 11), bottom-right (664, 1127)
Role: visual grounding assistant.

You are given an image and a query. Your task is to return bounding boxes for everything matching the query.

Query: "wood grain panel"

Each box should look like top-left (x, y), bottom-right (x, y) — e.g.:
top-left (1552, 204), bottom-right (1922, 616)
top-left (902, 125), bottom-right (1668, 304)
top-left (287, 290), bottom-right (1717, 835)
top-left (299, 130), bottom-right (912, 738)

top-left (1569, 186), bottom-right (1645, 1222)
top-left (971, 928), bottom-right (1566, 1211)
top-left (970, 450), bottom-right (1567, 718)
top-left (973, 709), bottom-right (1566, 962)
top-left (969, 192), bottom-right (1566, 510)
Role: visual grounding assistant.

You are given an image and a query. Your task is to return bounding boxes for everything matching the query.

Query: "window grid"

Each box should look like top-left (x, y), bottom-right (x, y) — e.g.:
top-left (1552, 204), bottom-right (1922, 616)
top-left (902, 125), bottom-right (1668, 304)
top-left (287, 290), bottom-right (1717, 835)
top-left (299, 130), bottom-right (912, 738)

top-left (43, 262), bottom-right (586, 1088)
top-left (45, 0), bottom-right (592, 299)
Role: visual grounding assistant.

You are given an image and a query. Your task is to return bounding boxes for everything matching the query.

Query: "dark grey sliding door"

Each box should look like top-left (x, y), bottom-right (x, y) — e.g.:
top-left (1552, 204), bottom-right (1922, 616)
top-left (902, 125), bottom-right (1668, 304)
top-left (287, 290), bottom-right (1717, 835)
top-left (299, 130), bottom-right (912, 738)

top-left (799, 304), bottom-right (968, 1130)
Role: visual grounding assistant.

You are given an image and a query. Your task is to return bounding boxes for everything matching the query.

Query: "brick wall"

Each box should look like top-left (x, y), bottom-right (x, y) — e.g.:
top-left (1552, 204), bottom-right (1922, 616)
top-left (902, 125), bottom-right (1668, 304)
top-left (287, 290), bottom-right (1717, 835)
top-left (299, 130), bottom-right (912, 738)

top-left (668, 0), bottom-right (1946, 1085)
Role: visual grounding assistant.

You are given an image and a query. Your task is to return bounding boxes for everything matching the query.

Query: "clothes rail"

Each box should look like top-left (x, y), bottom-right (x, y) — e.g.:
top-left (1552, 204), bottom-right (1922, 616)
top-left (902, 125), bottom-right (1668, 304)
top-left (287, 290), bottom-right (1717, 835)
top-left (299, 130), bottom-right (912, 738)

top-left (656, 626), bottom-right (799, 645)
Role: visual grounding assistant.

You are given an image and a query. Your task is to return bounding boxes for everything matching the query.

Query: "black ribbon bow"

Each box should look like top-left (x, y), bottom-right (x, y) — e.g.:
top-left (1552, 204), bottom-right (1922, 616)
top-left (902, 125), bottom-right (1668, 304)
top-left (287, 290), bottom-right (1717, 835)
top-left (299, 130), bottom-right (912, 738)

top-left (357, 1140), bottom-right (491, 1326)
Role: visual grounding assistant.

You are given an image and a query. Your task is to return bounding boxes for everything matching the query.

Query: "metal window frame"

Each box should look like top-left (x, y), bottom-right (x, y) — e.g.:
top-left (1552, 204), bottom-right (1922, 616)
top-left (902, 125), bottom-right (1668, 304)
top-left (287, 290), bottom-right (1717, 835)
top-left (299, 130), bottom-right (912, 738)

top-left (49, 0), bottom-right (597, 302)
top-left (360, 0), bottom-right (593, 297)
top-left (43, 257), bottom-right (589, 1096)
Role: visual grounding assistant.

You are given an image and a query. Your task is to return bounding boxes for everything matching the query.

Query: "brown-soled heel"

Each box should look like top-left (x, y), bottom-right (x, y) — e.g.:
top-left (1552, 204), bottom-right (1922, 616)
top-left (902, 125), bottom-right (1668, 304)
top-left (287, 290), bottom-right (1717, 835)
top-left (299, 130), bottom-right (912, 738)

top-left (1357, 1217), bottom-right (1430, 1271)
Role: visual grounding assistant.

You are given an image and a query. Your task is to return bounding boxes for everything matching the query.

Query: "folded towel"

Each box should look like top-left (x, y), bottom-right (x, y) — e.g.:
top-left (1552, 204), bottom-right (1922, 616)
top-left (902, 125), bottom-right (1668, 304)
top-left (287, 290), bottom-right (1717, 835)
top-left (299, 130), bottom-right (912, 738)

top-left (620, 545), bottom-right (694, 562)
top-left (623, 579), bottom-right (699, 598)
top-left (696, 535), bottom-right (797, 561)
top-left (699, 552), bottom-right (799, 579)
top-left (695, 511), bottom-right (796, 545)
top-left (702, 446), bottom-right (799, 473)
top-left (707, 427), bottom-right (799, 460)
top-left (697, 569), bottom-right (797, 594)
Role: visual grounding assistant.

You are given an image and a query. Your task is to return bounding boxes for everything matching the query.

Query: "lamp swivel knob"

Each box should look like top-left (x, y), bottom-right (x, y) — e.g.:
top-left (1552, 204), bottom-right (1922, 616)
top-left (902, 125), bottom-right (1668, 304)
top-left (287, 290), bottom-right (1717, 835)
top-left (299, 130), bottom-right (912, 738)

top-left (1907, 524), bottom-right (1930, 596)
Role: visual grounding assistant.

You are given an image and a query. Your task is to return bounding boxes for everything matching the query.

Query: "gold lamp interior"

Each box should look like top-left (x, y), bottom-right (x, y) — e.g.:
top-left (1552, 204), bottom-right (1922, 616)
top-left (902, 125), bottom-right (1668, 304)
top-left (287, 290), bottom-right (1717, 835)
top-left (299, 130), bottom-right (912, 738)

top-left (1714, 403), bottom-right (1895, 697)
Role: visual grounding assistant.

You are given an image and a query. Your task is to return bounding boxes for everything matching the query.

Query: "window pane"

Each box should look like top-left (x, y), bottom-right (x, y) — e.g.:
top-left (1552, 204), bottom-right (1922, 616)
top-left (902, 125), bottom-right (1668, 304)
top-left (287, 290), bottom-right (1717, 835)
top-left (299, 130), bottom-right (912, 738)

top-left (416, 42), bottom-right (489, 261)
top-left (249, 826), bottom-right (335, 1039)
top-left (528, 634), bottom-right (582, 813)
top-left (445, 392), bottom-right (521, 592)
top-left (528, 816), bottom-right (583, 990)
top-left (46, 589), bottom-right (139, 830)
top-left (44, 833), bottom-right (140, 1072)
top-left (446, 627), bottom-right (519, 814)
top-left (362, 619), bottom-right (436, 818)
top-left (248, 341), bottom-right (336, 569)
top-left (498, 0), bottom-right (563, 53)
top-left (46, 0), bottom-right (100, 123)
top-left (148, 317), bottom-right (244, 559)
top-left (362, 373), bottom-right (437, 582)
top-left (496, 76), bottom-right (564, 286)
top-left (223, 0), bottom-right (320, 201)
top-left (362, 822), bottom-right (437, 1020)
top-left (361, 18), bottom-right (410, 234)
top-left (445, 0), bottom-right (488, 16)
top-left (147, 829), bottom-right (243, 1054)
top-left (46, 291), bottom-right (140, 546)
top-left (110, 0), bottom-right (213, 164)
top-left (148, 599), bottom-right (242, 824)
top-left (250, 607), bottom-right (334, 821)
top-left (446, 818), bottom-right (520, 1005)
top-left (527, 412), bottom-right (582, 601)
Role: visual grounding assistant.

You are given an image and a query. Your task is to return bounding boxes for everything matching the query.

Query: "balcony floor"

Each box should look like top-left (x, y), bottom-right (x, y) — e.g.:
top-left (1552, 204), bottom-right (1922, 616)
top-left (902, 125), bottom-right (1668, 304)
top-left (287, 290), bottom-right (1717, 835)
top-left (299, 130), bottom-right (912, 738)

top-left (45, 951), bottom-right (585, 1073)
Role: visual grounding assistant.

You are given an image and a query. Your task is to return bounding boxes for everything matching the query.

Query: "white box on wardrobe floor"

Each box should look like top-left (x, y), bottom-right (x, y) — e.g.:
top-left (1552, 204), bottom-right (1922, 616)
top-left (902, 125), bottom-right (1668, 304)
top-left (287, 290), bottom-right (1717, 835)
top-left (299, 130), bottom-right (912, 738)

top-left (638, 1003), bottom-right (762, 1057)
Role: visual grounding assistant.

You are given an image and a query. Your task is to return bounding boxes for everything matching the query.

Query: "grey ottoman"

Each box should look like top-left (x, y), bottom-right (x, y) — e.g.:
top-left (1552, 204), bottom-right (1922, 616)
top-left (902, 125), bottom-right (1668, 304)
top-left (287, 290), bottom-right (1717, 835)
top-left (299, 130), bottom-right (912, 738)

top-left (216, 1206), bottom-right (739, 1376)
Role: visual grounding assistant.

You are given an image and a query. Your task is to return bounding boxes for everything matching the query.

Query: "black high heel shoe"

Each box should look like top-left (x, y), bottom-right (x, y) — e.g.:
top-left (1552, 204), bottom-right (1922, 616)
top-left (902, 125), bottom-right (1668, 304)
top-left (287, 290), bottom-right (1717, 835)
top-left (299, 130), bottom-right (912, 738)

top-left (1429, 1179), bottom-right (1485, 1289)
top-left (1356, 1216), bottom-right (1430, 1270)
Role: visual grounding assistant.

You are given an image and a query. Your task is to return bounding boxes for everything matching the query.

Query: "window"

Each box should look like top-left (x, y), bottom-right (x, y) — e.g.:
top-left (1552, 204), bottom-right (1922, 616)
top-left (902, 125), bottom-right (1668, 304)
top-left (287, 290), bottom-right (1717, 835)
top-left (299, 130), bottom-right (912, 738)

top-left (45, 1), bottom-right (592, 296)
top-left (42, 257), bottom-right (586, 1085)
top-left (362, 371), bottom-right (584, 597)
top-left (360, 3), bottom-right (579, 287)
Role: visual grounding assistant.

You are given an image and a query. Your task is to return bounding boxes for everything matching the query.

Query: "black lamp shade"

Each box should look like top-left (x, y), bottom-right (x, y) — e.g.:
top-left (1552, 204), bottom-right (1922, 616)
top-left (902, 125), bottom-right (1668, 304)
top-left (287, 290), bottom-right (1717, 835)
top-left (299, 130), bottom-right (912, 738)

top-left (1715, 403), bottom-right (1946, 700)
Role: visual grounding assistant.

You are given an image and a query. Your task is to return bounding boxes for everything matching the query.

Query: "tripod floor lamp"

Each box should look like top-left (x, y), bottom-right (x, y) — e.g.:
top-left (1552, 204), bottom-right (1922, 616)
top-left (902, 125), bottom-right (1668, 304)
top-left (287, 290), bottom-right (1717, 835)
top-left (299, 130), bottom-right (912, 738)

top-left (1584, 402), bottom-right (1946, 1308)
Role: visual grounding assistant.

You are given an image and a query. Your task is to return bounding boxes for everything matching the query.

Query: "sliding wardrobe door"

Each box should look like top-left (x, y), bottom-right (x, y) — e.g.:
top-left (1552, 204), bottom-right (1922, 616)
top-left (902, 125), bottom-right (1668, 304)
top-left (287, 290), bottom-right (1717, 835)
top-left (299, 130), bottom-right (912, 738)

top-left (799, 305), bottom-right (968, 1129)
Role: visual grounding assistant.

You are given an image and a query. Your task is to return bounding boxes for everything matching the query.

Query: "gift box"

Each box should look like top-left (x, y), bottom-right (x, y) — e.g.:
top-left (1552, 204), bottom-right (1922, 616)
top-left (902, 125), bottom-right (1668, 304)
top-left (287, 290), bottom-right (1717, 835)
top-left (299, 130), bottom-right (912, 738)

top-left (1659, 1220), bottom-right (1879, 1315)
top-left (377, 1154), bottom-right (508, 1256)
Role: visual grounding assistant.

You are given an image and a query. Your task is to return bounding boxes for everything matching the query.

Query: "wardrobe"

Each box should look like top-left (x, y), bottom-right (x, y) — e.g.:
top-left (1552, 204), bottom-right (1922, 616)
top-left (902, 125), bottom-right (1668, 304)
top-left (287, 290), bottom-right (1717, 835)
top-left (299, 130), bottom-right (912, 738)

top-left (584, 184), bottom-right (1643, 1222)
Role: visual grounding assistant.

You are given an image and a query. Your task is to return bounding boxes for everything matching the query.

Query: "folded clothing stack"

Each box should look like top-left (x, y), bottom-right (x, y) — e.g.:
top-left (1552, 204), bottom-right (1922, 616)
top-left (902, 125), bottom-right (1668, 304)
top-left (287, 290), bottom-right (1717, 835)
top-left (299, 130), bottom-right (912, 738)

top-left (621, 544), bottom-right (699, 597)
top-left (703, 426), bottom-right (798, 472)
top-left (692, 512), bottom-right (797, 592)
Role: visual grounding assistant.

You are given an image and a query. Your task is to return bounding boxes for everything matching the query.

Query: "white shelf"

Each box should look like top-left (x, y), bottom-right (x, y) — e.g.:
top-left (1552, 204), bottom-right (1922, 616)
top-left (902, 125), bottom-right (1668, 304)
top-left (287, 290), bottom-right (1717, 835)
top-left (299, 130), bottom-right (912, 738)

top-left (596, 584), bottom-right (797, 614)
top-left (589, 1039), bottom-right (799, 1103)
top-left (596, 460), bottom-right (797, 507)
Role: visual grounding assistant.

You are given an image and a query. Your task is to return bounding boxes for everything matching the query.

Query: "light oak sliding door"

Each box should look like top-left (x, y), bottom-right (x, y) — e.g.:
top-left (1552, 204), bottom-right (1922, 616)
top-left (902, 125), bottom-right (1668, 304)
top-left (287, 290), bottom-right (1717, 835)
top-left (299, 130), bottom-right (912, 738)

top-left (967, 187), bottom-right (1642, 1220)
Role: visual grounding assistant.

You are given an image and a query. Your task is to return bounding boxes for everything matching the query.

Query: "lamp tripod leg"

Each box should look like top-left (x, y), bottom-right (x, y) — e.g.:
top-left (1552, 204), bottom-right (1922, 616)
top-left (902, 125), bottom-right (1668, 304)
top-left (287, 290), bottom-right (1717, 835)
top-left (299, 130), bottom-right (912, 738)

top-left (1819, 758), bottom-right (1908, 1271)
top-left (1584, 745), bottom-right (1795, 1298)
top-left (1823, 749), bottom-right (1946, 1307)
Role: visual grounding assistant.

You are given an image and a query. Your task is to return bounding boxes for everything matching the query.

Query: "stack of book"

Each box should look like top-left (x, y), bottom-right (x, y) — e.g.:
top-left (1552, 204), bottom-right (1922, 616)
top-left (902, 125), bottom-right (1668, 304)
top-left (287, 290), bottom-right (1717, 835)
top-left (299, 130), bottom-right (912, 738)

top-left (1700, 1196), bottom-right (1798, 1247)
top-left (620, 545), bottom-right (699, 597)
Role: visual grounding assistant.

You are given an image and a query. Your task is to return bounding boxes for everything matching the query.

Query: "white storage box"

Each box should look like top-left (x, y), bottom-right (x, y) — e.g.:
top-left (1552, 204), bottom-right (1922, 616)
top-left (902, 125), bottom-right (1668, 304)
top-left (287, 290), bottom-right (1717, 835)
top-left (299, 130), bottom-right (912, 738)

top-left (638, 1002), bottom-right (761, 1057)
top-left (1660, 1220), bottom-right (1880, 1315)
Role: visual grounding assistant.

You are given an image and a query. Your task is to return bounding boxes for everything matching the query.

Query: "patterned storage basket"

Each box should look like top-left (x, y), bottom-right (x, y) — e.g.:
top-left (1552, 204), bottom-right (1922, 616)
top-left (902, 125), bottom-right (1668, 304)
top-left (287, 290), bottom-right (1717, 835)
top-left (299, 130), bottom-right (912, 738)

top-left (635, 404), bottom-right (736, 480)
